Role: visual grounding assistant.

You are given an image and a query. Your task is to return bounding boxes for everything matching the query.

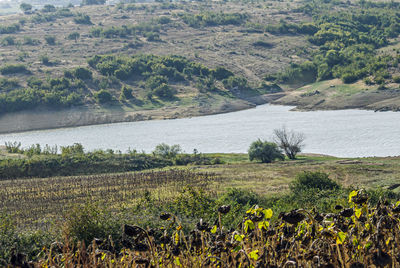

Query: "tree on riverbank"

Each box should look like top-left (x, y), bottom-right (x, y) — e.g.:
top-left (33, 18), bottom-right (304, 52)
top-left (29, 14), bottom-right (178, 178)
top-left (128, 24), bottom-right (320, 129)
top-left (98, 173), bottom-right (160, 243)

top-left (248, 139), bottom-right (284, 163)
top-left (274, 127), bottom-right (305, 160)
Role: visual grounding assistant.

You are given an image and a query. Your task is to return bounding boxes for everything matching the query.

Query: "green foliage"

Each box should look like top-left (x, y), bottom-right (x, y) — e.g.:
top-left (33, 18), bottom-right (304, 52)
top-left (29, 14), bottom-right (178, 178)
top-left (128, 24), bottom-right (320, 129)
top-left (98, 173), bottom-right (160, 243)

top-left (19, 3), bottom-right (32, 13)
top-left (90, 21), bottom-right (160, 39)
top-left (61, 143), bottom-right (84, 156)
top-left (252, 40), bottom-right (274, 48)
top-left (0, 78), bottom-right (19, 91)
top-left (120, 85), bottom-right (133, 100)
top-left (39, 54), bottom-right (50, 65)
top-left (248, 139), bottom-right (284, 163)
top-left (42, 4), bottom-right (56, 13)
top-left (23, 36), bottom-right (40, 45)
top-left (153, 143), bottom-right (182, 159)
top-left (273, 61), bottom-right (317, 85)
top-left (146, 75), bottom-right (168, 89)
top-left (157, 16), bottom-right (171, 24)
top-left (271, 4), bottom-right (400, 84)
top-left (1, 36), bottom-right (15, 46)
top-left (31, 8), bottom-right (74, 24)
top-left (290, 171), bottom-right (340, 192)
top-left (213, 66), bottom-right (233, 80)
top-left (0, 64), bottom-right (29, 75)
top-left (222, 76), bottom-right (249, 91)
top-left (0, 75), bottom-right (84, 114)
top-left (219, 188), bottom-right (261, 207)
top-left (153, 83), bottom-right (176, 99)
top-left (0, 149), bottom-right (173, 179)
top-left (44, 35), bottom-right (56, 45)
top-left (0, 23), bottom-right (20, 34)
top-left (67, 32), bottom-right (80, 41)
top-left (265, 21), bottom-right (318, 35)
top-left (94, 89), bottom-right (113, 103)
top-left (63, 201), bottom-right (122, 246)
top-left (74, 67), bottom-right (92, 80)
top-left (73, 13), bottom-right (92, 25)
top-left (180, 12), bottom-right (247, 27)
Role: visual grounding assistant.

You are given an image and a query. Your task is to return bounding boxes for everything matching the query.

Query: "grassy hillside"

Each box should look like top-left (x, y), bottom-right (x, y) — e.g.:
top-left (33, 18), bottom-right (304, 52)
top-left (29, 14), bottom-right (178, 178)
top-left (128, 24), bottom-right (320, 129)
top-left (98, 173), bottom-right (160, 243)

top-left (0, 0), bottom-right (400, 132)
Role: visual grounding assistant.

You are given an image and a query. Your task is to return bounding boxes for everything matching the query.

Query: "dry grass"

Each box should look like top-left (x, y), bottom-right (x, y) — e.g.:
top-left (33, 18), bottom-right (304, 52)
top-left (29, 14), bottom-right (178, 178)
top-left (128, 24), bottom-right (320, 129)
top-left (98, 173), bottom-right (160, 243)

top-left (2, 154), bottom-right (400, 230)
top-left (0, 1), bottom-right (311, 85)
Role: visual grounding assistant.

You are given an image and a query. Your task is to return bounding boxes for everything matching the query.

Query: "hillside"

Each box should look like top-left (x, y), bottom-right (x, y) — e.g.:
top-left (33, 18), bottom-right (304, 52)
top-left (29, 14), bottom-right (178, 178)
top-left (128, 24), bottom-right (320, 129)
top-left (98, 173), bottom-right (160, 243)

top-left (1, 0), bottom-right (400, 132)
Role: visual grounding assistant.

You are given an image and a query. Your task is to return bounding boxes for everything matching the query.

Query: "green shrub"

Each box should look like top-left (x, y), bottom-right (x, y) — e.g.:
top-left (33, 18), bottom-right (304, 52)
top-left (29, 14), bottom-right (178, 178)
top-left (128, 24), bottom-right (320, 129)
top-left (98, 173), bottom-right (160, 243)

top-left (248, 139), bottom-right (284, 163)
top-left (120, 86), bottom-right (133, 100)
top-left (23, 36), bottom-right (40, 45)
top-left (67, 32), bottom-right (80, 41)
top-left (63, 201), bottom-right (122, 245)
top-left (0, 64), bottom-right (29, 75)
top-left (213, 66), bottom-right (233, 80)
top-left (1, 36), bottom-right (15, 46)
top-left (74, 67), bottom-right (92, 80)
top-left (74, 13), bottom-right (92, 25)
top-left (94, 89), bottom-right (113, 103)
top-left (222, 76), bottom-right (249, 91)
top-left (0, 23), bottom-right (20, 34)
top-left (393, 76), bottom-right (400, 83)
top-left (44, 35), bottom-right (56, 45)
top-left (153, 83), bottom-right (176, 99)
top-left (290, 171), bottom-right (340, 192)
top-left (152, 143), bottom-right (182, 159)
top-left (42, 4), bottom-right (56, 12)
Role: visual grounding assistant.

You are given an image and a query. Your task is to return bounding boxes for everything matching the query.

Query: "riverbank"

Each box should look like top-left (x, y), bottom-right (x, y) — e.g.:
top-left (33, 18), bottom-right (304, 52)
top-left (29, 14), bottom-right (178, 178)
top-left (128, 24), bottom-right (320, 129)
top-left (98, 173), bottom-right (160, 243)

top-left (273, 79), bottom-right (400, 112)
top-left (0, 93), bottom-right (283, 134)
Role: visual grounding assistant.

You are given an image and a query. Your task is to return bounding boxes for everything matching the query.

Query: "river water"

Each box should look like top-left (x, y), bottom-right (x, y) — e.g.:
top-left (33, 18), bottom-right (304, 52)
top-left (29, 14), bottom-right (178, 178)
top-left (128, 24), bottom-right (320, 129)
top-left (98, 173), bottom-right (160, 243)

top-left (0, 104), bottom-right (399, 157)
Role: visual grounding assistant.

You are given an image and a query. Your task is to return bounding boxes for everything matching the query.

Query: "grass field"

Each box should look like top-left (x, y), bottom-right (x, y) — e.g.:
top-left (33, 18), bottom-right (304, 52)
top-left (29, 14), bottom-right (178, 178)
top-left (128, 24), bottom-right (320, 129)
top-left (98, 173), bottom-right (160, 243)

top-left (2, 153), bottom-right (400, 230)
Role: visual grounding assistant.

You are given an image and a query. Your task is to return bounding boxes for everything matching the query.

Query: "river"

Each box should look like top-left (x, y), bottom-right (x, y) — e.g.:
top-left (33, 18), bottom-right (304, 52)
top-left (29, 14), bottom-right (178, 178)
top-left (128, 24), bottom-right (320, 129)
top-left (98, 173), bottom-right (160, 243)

top-left (0, 104), bottom-right (399, 157)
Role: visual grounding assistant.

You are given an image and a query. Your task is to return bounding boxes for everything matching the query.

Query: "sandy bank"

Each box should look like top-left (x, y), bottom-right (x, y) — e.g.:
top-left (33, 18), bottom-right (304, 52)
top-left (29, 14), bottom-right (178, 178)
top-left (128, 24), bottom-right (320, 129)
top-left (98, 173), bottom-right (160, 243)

top-left (0, 94), bottom-right (283, 134)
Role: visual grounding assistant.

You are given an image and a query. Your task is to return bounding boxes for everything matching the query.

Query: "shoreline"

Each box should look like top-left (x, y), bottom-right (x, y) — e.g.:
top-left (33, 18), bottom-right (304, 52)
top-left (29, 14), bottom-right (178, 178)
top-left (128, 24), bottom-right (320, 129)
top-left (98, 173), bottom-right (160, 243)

top-left (0, 94), bottom-right (284, 134)
top-left (1, 93), bottom-right (399, 135)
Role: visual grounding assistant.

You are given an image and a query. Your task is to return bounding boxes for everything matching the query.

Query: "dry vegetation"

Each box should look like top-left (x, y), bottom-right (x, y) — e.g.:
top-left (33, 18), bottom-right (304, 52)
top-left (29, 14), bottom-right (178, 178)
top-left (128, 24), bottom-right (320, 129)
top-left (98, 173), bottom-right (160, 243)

top-left (29, 191), bottom-right (400, 267)
top-left (2, 154), bottom-right (400, 230)
top-left (0, 2), bottom-right (310, 82)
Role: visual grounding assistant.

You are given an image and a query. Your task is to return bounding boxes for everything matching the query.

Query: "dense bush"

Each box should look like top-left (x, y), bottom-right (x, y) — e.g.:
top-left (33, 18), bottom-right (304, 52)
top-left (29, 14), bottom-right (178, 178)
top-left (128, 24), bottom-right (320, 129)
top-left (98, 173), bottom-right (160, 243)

top-left (73, 13), bottom-right (92, 25)
top-left (74, 67), bottom-right (92, 80)
top-left (290, 171), bottom-right (340, 192)
top-left (0, 151), bottom-right (172, 179)
top-left (90, 21), bottom-right (160, 39)
top-left (44, 35), bottom-right (56, 45)
top-left (1, 36), bottom-right (15, 46)
top-left (270, 4), bottom-right (400, 84)
top-left (0, 23), bottom-right (20, 34)
top-left (0, 78), bottom-right (19, 91)
top-left (0, 75), bottom-right (85, 114)
top-left (180, 12), bottom-right (248, 27)
top-left (152, 143), bottom-right (182, 159)
top-left (67, 32), bottom-right (80, 41)
top-left (94, 89), bottom-right (113, 103)
top-left (248, 139), bottom-right (284, 163)
top-left (0, 64), bottom-right (29, 75)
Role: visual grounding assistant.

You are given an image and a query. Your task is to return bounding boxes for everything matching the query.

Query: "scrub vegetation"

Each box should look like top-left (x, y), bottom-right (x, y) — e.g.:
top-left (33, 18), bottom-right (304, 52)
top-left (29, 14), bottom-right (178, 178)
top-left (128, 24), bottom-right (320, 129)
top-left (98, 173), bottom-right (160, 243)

top-left (1, 142), bottom-right (400, 266)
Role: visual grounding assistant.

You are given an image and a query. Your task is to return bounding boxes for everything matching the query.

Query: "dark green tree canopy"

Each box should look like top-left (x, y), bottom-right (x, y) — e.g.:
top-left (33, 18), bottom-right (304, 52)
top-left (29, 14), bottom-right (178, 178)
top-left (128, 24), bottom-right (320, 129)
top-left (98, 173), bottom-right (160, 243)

top-left (248, 139), bottom-right (284, 163)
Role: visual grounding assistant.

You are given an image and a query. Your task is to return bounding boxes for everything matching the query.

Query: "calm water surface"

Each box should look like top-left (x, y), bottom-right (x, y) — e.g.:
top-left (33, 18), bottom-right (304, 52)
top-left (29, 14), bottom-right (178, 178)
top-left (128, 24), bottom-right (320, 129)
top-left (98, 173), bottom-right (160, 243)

top-left (0, 104), bottom-right (399, 157)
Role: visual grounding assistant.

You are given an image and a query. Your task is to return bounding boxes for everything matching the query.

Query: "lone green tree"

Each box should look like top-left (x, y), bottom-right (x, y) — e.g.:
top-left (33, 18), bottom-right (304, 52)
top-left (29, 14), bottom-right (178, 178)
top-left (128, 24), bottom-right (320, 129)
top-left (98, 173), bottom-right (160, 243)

top-left (273, 127), bottom-right (305, 160)
top-left (153, 143), bottom-right (182, 159)
top-left (248, 139), bottom-right (284, 163)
